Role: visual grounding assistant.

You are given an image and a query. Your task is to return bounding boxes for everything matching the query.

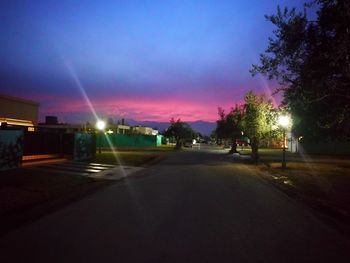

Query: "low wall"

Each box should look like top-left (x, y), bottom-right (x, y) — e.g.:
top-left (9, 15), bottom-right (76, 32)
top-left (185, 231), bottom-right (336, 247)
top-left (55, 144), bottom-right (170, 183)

top-left (300, 141), bottom-right (350, 155)
top-left (0, 130), bottom-right (23, 170)
top-left (99, 134), bottom-right (163, 148)
top-left (74, 133), bottom-right (96, 161)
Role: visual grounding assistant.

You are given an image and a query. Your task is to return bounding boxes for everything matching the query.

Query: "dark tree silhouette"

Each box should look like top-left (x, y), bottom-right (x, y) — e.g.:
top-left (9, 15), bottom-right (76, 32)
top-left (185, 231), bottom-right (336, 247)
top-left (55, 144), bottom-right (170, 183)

top-left (215, 106), bottom-right (243, 154)
top-left (251, 1), bottom-right (350, 140)
top-left (164, 118), bottom-right (196, 149)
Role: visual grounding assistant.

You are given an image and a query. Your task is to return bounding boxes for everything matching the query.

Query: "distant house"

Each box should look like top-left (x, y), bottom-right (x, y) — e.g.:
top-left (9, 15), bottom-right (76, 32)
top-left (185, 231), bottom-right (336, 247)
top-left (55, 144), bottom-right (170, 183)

top-left (132, 126), bottom-right (152, 135)
top-left (132, 125), bottom-right (158, 135)
top-left (115, 124), bottom-right (131, 134)
top-left (38, 123), bottom-right (85, 133)
top-left (38, 116), bottom-right (88, 133)
top-left (0, 94), bottom-right (39, 129)
top-left (105, 124), bottom-right (158, 135)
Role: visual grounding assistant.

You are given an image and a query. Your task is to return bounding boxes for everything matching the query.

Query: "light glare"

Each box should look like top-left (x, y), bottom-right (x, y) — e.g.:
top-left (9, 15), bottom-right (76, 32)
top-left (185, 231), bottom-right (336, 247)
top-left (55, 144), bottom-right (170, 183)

top-left (278, 115), bottom-right (290, 128)
top-left (96, 120), bottom-right (106, 130)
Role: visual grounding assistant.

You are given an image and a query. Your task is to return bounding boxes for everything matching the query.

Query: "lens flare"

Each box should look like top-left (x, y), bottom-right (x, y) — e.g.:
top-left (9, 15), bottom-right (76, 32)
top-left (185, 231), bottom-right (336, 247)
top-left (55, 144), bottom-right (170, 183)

top-left (63, 59), bottom-right (99, 121)
top-left (62, 58), bottom-right (127, 177)
top-left (62, 58), bottom-right (144, 213)
top-left (96, 120), bottom-right (106, 130)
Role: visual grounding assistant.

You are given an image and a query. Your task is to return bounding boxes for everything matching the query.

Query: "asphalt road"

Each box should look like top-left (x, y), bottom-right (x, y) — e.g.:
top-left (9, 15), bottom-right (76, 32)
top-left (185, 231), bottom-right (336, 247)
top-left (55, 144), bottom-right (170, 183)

top-left (0, 147), bottom-right (349, 262)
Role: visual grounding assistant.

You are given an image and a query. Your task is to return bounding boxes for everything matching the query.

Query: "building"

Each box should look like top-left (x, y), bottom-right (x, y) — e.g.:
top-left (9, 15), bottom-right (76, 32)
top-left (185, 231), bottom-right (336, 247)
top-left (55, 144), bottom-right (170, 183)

top-left (132, 126), bottom-right (153, 135)
top-left (37, 116), bottom-right (88, 133)
top-left (45, 116), bottom-right (58, 125)
top-left (38, 123), bottom-right (85, 133)
top-left (0, 94), bottom-right (39, 129)
top-left (132, 126), bottom-right (159, 135)
top-left (115, 124), bottom-right (131, 134)
top-left (103, 123), bottom-right (158, 135)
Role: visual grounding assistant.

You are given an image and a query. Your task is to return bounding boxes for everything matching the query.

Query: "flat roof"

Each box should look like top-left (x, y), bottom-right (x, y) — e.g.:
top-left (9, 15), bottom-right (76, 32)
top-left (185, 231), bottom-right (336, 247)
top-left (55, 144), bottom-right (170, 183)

top-left (0, 93), bottom-right (40, 106)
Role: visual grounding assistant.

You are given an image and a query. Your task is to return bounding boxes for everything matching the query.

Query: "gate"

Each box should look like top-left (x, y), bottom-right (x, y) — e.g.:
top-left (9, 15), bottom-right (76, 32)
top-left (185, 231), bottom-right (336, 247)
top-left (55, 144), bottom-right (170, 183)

top-left (23, 131), bottom-right (74, 160)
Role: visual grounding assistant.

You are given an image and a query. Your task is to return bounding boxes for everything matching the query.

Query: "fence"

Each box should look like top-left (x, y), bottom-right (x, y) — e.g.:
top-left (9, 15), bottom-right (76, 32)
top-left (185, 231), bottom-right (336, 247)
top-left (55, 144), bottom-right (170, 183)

top-left (98, 134), bottom-right (163, 148)
top-left (23, 131), bottom-right (75, 159)
top-left (300, 140), bottom-right (350, 155)
top-left (74, 133), bottom-right (96, 161)
top-left (0, 129), bottom-right (97, 170)
top-left (0, 130), bottom-right (23, 170)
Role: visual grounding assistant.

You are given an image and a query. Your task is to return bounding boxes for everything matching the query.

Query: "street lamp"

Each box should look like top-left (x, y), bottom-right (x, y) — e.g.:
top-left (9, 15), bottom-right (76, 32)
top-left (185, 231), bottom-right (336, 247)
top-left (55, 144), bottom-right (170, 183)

top-left (278, 115), bottom-right (290, 169)
top-left (96, 120), bottom-right (106, 154)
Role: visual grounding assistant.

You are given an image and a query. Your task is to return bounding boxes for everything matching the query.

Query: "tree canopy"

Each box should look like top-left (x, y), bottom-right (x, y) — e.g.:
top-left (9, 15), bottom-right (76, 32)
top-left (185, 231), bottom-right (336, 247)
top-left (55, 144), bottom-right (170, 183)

top-left (242, 91), bottom-right (276, 162)
top-left (215, 91), bottom-right (278, 162)
top-left (164, 118), bottom-right (196, 149)
top-left (251, 0), bottom-right (350, 140)
top-left (215, 106), bottom-right (243, 153)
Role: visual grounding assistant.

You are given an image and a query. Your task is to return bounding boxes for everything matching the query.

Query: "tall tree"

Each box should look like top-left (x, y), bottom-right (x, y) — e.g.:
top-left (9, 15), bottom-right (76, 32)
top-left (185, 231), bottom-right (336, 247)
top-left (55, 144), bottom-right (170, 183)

top-left (242, 91), bottom-right (275, 163)
top-left (215, 106), bottom-right (243, 153)
top-left (164, 118), bottom-right (195, 149)
top-left (251, 1), bottom-right (350, 140)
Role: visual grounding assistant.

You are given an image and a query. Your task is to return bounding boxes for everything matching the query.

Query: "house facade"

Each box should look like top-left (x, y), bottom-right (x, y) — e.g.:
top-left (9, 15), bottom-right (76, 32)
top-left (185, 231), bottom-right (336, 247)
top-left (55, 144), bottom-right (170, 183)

top-left (0, 94), bottom-right (39, 129)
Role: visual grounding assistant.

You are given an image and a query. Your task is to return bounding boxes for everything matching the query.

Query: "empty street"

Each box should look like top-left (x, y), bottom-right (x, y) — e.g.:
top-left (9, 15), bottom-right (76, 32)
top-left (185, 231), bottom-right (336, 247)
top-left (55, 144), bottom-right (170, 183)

top-left (0, 147), bottom-right (349, 262)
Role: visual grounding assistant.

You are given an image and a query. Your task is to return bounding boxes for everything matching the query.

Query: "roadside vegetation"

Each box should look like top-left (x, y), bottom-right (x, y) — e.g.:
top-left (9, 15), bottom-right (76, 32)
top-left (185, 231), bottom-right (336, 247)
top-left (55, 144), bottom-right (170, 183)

top-left (263, 157), bottom-right (350, 230)
top-left (251, 0), bottom-right (350, 143)
top-left (236, 148), bottom-right (350, 230)
top-left (213, 90), bottom-right (283, 163)
top-left (216, 0), bottom-right (350, 230)
top-left (163, 118), bottom-right (197, 150)
top-left (214, 1), bottom-right (350, 160)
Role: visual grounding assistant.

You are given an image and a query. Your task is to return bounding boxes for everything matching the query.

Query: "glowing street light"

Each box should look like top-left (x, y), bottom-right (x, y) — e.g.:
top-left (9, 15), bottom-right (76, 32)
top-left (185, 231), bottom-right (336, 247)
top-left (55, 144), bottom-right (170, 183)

top-left (96, 120), bottom-right (106, 154)
top-left (96, 120), bottom-right (106, 131)
top-left (278, 114), bottom-right (291, 169)
top-left (278, 115), bottom-right (290, 128)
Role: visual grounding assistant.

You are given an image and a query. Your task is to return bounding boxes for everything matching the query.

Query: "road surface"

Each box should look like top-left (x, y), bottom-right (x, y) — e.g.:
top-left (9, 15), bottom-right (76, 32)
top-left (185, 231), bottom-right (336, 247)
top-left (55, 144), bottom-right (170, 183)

top-left (0, 147), bottom-right (349, 262)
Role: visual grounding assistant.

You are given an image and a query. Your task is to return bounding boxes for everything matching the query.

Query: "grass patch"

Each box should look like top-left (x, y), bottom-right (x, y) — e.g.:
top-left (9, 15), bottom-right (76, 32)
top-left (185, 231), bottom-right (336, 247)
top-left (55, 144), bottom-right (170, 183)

top-left (254, 150), bottom-right (350, 228)
top-left (264, 161), bottom-right (350, 203)
top-left (237, 147), bottom-right (350, 230)
top-left (239, 147), bottom-right (299, 157)
top-left (93, 147), bottom-right (173, 166)
top-left (93, 152), bottom-right (161, 166)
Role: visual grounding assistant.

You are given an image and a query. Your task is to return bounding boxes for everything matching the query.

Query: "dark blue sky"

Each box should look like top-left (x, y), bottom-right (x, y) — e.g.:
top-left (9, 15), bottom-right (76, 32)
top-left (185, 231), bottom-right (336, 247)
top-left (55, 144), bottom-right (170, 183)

top-left (0, 0), bottom-right (302, 123)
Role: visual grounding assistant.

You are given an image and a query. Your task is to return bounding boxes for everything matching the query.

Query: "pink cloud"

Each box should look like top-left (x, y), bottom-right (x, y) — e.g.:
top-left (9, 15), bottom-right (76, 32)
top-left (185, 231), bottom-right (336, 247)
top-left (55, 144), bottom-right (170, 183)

top-left (35, 79), bottom-right (281, 123)
top-left (40, 96), bottom-right (225, 122)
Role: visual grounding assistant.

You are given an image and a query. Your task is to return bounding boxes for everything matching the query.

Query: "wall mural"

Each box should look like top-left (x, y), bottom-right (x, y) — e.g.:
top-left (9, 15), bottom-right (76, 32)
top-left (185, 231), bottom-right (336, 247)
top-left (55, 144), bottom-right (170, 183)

top-left (0, 130), bottom-right (24, 170)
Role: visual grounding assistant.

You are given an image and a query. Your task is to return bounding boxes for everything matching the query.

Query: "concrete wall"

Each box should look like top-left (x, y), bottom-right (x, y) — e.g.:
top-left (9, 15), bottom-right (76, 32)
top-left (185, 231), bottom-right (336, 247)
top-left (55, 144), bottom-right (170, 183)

top-left (99, 134), bottom-right (163, 148)
top-left (0, 130), bottom-right (23, 170)
top-left (300, 141), bottom-right (350, 155)
top-left (74, 133), bottom-right (96, 161)
top-left (0, 94), bottom-right (39, 125)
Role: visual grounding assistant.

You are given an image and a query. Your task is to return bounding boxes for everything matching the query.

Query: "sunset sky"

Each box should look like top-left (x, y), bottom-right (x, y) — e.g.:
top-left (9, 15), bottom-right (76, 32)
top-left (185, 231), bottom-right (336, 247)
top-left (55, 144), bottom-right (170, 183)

top-left (0, 0), bottom-right (302, 124)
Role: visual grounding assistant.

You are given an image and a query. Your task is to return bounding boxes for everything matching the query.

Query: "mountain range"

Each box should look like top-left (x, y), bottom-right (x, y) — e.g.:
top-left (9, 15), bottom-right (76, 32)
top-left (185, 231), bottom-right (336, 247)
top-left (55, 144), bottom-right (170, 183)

top-left (126, 120), bottom-right (216, 136)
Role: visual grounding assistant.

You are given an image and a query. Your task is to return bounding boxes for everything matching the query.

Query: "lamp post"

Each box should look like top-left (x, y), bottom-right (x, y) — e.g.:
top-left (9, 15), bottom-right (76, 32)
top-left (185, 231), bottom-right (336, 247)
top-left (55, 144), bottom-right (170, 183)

top-left (96, 120), bottom-right (106, 154)
top-left (278, 115), bottom-right (290, 169)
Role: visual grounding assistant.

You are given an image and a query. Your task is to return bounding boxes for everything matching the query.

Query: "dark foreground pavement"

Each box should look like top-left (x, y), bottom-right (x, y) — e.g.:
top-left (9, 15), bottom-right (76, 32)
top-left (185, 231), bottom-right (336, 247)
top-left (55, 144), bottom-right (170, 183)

top-left (0, 147), bottom-right (349, 262)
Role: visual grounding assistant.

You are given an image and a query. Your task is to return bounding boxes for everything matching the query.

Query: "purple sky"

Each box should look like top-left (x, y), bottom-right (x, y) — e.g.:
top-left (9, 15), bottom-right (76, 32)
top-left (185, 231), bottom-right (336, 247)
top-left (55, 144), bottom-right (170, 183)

top-left (0, 0), bottom-right (302, 123)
